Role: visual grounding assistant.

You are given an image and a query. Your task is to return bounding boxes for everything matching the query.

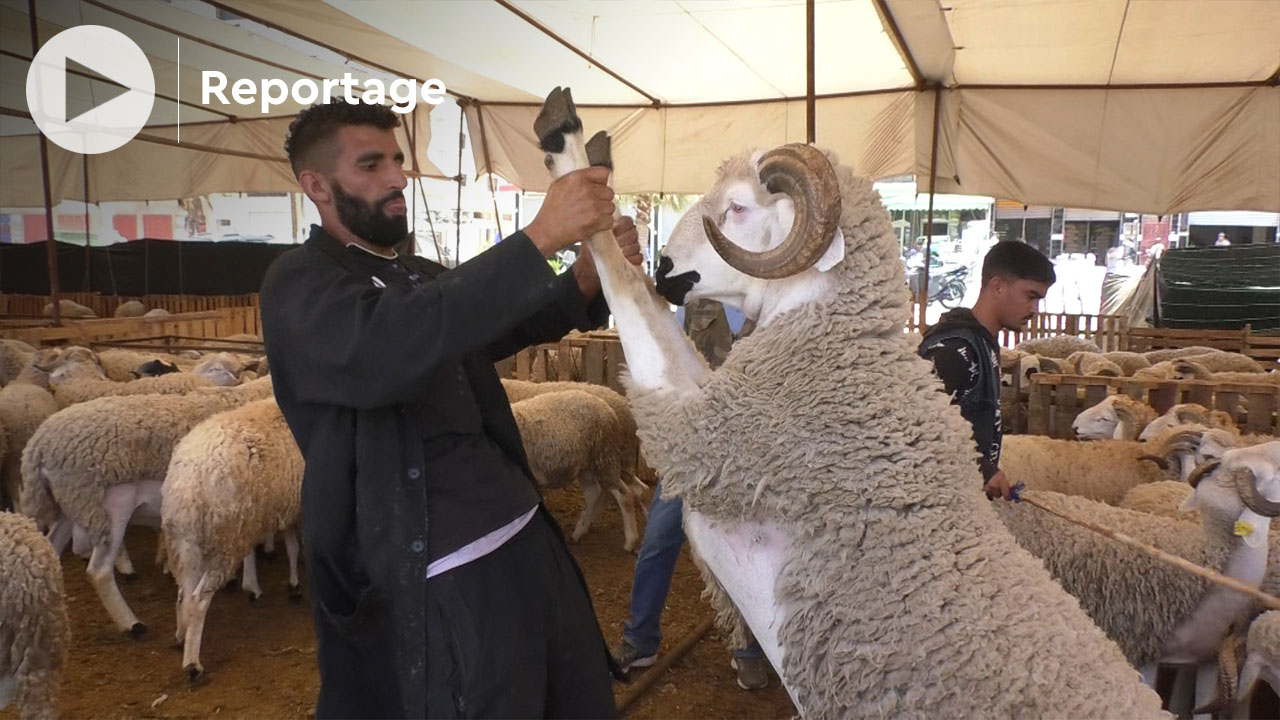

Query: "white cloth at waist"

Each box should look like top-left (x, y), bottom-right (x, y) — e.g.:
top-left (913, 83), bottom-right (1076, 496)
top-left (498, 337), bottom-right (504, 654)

top-left (425, 505), bottom-right (539, 579)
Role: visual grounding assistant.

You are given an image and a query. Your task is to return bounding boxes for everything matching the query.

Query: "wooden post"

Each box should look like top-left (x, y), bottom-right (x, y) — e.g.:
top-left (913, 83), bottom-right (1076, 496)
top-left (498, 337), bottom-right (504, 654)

top-left (920, 85), bottom-right (942, 330)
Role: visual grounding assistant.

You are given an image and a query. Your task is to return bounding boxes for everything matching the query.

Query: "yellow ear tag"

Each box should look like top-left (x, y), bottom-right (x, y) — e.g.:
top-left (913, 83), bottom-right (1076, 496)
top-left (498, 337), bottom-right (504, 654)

top-left (1234, 520), bottom-right (1255, 537)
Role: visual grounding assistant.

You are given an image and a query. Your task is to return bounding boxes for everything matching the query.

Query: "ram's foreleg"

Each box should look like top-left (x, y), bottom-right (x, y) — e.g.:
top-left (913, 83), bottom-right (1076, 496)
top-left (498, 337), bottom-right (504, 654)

top-left (535, 87), bottom-right (709, 394)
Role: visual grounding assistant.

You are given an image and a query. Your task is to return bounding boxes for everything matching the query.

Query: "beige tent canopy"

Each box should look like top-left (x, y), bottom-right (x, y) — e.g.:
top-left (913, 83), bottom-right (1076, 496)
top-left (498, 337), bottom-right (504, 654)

top-left (2, 0), bottom-right (1278, 213)
top-left (210, 0), bottom-right (1280, 214)
top-left (0, 0), bottom-right (446, 206)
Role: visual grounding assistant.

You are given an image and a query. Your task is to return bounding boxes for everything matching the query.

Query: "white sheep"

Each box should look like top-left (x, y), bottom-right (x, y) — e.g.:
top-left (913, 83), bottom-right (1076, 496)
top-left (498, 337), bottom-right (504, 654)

top-left (96, 348), bottom-right (198, 381)
top-left (1143, 346), bottom-right (1222, 364)
top-left (1065, 350), bottom-right (1125, 377)
top-left (1103, 350), bottom-right (1153, 375)
top-left (500, 377), bottom-right (645, 503)
top-left (1072, 394), bottom-right (1160, 439)
top-left (1118, 480), bottom-right (1198, 522)
top-left (1139, 403), bottom-right (1238, 442)
top-left (0, 340), bottom-right (35, 388)
top-left (534, 87), bottom-right (1165, 716)
top-left (112, 300), bottom-right (147, 318)
top-left (163, 397), bottom-right (303, 680)
top-left (508, 389), bottom-right (645, 552)
top-left (994, 441), bottom-right (1280, 707)
top-left (0, 351), bottom-right (59, 512)
top-left (20, 377), bottom-right (275, 635)
top-left (1173, 359), bottom-right (1280, 386)
top-left (48, 349), bottom-right (243, 407)
top-left (1238, 611), bottom-right (1280, 712)
top-left (0, 511), bottom-right (69, 720)
top-left (1001, 434), bottom-right (1168, 504)
top-left (41, 299), bottom-right (95, 318)
top-left (1015, 334), bottom-right (1103, 358)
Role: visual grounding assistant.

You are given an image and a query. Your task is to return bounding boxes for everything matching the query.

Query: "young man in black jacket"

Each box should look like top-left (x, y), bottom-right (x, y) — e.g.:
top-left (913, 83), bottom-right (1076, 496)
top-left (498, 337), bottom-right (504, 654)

top-left (261, 100), bottom-right (641, 718)
top-left (918, 241), bottom-right (1055, 500)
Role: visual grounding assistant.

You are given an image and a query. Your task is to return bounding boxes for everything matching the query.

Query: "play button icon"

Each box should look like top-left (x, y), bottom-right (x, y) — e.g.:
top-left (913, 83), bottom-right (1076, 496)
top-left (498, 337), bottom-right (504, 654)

top-left (25, 25), bottom-right (155, 155)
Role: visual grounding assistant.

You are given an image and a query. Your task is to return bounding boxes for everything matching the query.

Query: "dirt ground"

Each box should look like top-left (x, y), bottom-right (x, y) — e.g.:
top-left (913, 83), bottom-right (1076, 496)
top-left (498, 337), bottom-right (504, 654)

top-left (11, 487), bottom-right (796, 720)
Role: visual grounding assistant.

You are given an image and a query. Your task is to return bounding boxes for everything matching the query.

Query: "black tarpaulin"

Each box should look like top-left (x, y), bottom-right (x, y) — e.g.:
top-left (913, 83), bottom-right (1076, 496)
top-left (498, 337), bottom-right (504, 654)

top-left (1156, 245), bottom-right (1280, 331)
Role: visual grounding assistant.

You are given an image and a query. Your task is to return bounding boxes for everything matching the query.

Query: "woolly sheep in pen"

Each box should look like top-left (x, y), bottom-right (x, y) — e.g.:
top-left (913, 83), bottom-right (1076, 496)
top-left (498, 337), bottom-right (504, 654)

top-left (536, 87), bottom-right (1165, 717)
top-left (95, 349), bottom-right (197, 382)
top-left (1143, 346), bottom-right (1222, 364)
top-left (0, 352), bottom-right (60, 512)
top-left (508, 389), bottom-right (645, 552)
top-left (1173, 359), bottom-right (1280, 386)
top-left (1015, 334), bottom-right (1102, 358)
top-left (1239, 611), bottom-right (1280, 712)
top-left (19, 377), bottom-right (276, 636)
top-left (1065, 350), bottom-right (1125, 377)
top-left (1177, 352), bottom-right (1267, 375)
top-left (1001, 434), bottom-right (1168, 504)
top-left (1118, 480), bottom-right (1198, 522)
top-left (41, 299), bottom-right (95, 318)
top-left (1140, 403), bottom-right (1238, 442)
top-left (162, 397), bottom-right (304, 681)
top-left (500, 377), bottom-right (644, 500)
top-left (0, 512), bottom-right (69, 720)
top-left (47, 349), bottom-right (244, 407)
top-left (1072, 394), bottom-right (1160, 440)
top-left (993, 441), bottom-right (1280, 678)
top-left (0, 340), bottom-right (35, 388)
top-left (1103, 350), bottom-right (1152, 375)
top-left (112, 300), bottom-right (147, 318)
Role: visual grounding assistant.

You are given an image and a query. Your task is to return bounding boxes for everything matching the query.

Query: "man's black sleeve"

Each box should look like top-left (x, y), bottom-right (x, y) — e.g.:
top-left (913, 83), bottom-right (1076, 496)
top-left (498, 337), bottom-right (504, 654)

top-left (487, 267), bottom-right (609, 361)
top-left (262, 231), bottom-right (593, 410)
top-left (921, 337), bottom-right (1000, 482)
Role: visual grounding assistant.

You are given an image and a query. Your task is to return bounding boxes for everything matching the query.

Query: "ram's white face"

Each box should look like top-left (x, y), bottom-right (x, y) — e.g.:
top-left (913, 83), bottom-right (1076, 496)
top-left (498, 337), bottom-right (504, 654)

top-left (656, 173), bottom-right (796, 308)
top-left (1072, 397), bottom-right (1119, 439)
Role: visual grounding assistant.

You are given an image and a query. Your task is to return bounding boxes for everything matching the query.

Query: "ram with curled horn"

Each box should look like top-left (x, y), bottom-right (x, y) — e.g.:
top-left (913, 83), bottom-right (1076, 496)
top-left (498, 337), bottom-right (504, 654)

top-left (534, 86), bottom-right (1166, 716)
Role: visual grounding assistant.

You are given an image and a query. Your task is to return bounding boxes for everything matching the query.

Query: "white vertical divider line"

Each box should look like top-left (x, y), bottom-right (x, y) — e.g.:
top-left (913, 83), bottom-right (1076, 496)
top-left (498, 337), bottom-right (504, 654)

top-left (176, 36), bottom-right (180, 143)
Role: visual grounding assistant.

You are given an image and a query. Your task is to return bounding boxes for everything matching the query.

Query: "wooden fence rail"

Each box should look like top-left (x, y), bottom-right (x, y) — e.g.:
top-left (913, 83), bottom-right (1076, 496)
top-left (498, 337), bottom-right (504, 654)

top-left (0, 307), bottom-right (259, 346)
top-left (1027, 373), bottom-right (1279, 438)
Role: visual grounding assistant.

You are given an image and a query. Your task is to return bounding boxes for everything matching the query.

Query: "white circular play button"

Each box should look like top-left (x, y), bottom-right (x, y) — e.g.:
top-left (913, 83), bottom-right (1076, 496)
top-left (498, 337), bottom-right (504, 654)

top-left (25, 25), bottom-right (155, 155)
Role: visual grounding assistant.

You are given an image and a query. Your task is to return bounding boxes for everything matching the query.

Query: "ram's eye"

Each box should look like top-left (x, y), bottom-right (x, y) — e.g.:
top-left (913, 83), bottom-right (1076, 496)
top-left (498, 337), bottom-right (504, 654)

top-left (728, 202), bottom-right (747, 216)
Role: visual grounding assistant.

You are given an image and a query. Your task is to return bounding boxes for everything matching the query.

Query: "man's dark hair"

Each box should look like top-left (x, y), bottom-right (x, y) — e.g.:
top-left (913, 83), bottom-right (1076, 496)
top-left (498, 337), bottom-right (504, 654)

top-left (284, 100), bottom-right (400, 177)
top-left (981, 240), bottom-right (1056, 286)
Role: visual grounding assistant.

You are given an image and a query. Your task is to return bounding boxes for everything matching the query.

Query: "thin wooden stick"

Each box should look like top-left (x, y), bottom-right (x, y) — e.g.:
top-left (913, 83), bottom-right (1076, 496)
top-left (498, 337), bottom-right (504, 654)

top-left (1019, 494), bottom-right (1280, 611)
top-left (618, 617), bottom-right (715, 716)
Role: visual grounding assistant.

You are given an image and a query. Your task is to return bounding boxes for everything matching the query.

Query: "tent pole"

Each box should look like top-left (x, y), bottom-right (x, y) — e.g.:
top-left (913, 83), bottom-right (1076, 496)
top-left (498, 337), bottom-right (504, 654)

top-left (455, 101), bottom-right (465, 268)
top-left (474, 102), bottom-right (505, 242)
top-left (29, 0), bottom-right (61, 324)
top-left (408, 109), bottom-right (444, 264)
top-left (920, 85), bottom-right (942, 330)
top-left (806, 0), bottom-right (815, 144)
top-left (83, 153), bottom-right (91, 292)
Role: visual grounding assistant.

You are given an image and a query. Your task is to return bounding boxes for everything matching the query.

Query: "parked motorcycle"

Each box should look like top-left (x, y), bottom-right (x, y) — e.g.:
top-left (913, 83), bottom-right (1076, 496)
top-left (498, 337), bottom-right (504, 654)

top-left (905, 255), bottom-right (968, 308)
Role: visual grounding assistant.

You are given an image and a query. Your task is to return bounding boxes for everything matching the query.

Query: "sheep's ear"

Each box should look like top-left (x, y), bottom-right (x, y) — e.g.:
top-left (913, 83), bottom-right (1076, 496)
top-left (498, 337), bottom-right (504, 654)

top-left (813, 227), bottom-right (845, 273)
top-left (1179, 491), bottom-right (1199, 512)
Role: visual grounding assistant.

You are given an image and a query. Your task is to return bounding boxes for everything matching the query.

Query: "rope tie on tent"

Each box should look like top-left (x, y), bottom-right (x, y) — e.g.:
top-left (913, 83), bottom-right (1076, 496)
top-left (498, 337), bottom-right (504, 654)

top-left (1009, 482), bottom-right (1280, 610)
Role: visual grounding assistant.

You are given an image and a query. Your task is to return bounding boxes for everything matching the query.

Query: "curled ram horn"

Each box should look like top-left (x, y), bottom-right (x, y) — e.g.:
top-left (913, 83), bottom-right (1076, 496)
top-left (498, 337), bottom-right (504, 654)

top-left (702, 143), bottom-right (841, 279)
top-left (1188, 459), bottom-right (1221, 489)
top-left (1234, 467), bottom-right (1280, 518)
top-left (1137, 454), bottom-right (1169, 470)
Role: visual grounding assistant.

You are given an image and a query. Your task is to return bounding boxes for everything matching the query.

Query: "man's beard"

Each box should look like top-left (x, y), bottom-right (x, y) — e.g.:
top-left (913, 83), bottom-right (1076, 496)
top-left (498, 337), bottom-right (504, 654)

top-left (332, 182), bottom-right (407, 248)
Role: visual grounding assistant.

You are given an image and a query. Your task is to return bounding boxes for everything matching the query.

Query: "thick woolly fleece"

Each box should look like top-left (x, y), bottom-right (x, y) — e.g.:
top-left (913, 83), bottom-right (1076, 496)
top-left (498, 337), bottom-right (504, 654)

top-left (1001, 435), bottom-right (1167, 505)
top-left (20, 377), bottom-right (275, 535)
top-left (51, 369), bottom-right (216, 408)
top-left (0, 365), bottom-right (58, 512)
top-left (993, 489), bottom-right (1236, 667)
top-left (163, 397), bottom-right (303, 606)
top-left (1118, 480), bottom-right (1198, 522)
top-left (0, 512), bottom-right (69, 720)
top-left (1014, 335), bottom-right (1101, 358)
top-left (623, 155), bottom-right (1165, 717)
top-left (1244, 611), bottom-right (1280, 689)
top-left (509, 390), bottom-right (623, 491)
top-left (501, 378), bottom-right (641, 483)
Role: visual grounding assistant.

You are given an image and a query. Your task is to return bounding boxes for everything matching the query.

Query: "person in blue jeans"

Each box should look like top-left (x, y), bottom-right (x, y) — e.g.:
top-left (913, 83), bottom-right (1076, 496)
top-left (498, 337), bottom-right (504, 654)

top-left (614, 299), bottom-right (769, 690)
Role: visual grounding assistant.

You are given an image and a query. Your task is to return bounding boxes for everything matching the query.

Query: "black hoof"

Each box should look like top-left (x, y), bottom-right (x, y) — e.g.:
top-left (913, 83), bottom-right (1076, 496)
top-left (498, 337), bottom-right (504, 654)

top-left (585, 131), bottom-right (612, 170)
top-left (288, 584), bottom-right (303, 603)
top-left (128, 622), bottom-right (148, 638)
top-left (247, 593), bottom-right (262, 605)
top-left (534, 87), bottom-right (582, 151)
top-left (185, 664), bottom-right (203, 684)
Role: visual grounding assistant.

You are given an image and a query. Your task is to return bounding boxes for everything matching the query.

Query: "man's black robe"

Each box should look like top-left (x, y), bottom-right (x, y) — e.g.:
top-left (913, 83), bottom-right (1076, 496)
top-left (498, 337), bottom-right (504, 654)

top-left (261, 225), bottom-right (617, 718)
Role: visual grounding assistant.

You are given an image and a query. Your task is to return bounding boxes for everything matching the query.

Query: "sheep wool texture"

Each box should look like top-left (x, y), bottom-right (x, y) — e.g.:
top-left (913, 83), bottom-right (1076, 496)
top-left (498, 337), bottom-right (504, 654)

top-left (1066, 351), bottom-right (1124, 377)
top-left (163, 397), bottom-right (303, 604)
top-left (624, 154), bottom-right (1165, 717)
top-left (1142, 346), bottom-right (1221, 364)
top-left (112, 300), bottom-right (147, 318)
top-left (508, 390), bottom-right (621, 491)
top-left (1179, 352), bottom-right (1266, 374)
top-left (1014, 335), bottom-right (1102, 358)
top-left (51, 371), bottom-right (216, 408)
top-left (0, 368), bottom-right (58, 512)
top-left (994, 489), bottom-right (1234, 667)
top-left (501, 378), bottom-right (641, 483)
top-left (0, 341), bottom-right (35, 387)
top-left (1001, 435), bottom-right (1167, 505)
top-left (1246, 611), bottom-right (1280, 676)
top-left (1103, 351), bottom-right (1152, 375)
top-left (96, 349), bottom-right (196, 382)
top-left (0, 511), bottom-right (69, 720)
top-left (1117, 481), bottom-right (1198, 522)
top-left (20, 377), bottom-right (275, 534)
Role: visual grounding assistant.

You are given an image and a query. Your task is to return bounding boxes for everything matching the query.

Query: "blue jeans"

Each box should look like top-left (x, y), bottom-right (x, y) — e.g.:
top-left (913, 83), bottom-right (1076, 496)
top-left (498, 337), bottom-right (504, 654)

top-left (623, 482), bottom-right (762, 660)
